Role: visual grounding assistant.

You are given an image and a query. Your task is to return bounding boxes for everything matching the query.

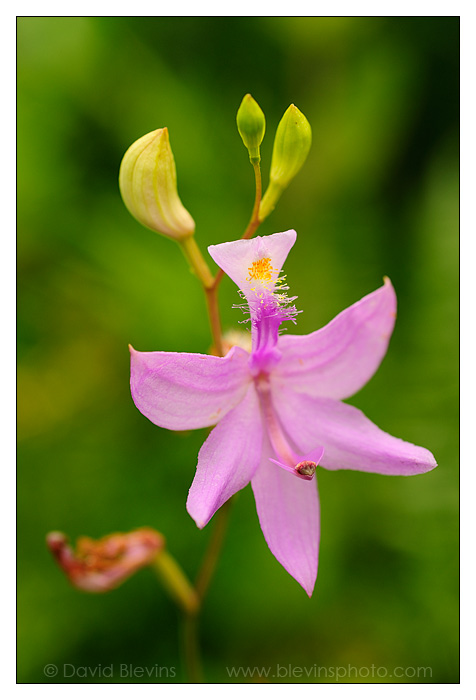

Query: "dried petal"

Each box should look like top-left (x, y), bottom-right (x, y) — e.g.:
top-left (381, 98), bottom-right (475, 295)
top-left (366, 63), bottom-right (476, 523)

top-left (47, 528), bottom-right (164, 592)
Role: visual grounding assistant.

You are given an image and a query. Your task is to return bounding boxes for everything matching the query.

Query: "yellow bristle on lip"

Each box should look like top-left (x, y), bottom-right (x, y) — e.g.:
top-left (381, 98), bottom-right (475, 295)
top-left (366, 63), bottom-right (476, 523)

top-left (247, 257), bottom-right (276, 282)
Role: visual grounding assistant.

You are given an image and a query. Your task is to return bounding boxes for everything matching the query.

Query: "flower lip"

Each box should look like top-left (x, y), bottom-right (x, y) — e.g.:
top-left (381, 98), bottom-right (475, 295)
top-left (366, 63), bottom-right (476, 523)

top-left (210, 232), bottom-right (300, 375)
top-left (208, 230), bottom-right (297, 299)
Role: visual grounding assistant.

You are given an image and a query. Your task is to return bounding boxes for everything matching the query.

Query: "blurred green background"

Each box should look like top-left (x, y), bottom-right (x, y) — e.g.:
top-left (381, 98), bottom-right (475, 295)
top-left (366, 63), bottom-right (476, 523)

top-left (17, 17), bottom-right (458, 683)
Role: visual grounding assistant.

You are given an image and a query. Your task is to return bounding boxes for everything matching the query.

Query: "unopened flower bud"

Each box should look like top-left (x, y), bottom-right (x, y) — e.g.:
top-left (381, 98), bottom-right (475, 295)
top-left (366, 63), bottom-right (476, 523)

top-left (47, 528), bottom-right (164, 592)
top-left (259, 104), bottom-right (312, 221)
top-left (236, 94), bottom-right (266, 163)
top-left (221, 329), bottom-right (253, 356)
top-left (119, 128), bottom-right (195, 241)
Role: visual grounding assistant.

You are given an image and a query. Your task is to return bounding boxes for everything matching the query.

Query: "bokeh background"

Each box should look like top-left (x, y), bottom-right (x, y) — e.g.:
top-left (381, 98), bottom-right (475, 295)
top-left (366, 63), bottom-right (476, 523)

top-left (17, 17), bottom-right (459, 683)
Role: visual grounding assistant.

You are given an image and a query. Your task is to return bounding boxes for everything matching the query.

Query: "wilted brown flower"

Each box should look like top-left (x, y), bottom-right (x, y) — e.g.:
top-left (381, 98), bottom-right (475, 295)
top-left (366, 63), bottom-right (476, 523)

top-left (46, 528), bottom-right (164, 592)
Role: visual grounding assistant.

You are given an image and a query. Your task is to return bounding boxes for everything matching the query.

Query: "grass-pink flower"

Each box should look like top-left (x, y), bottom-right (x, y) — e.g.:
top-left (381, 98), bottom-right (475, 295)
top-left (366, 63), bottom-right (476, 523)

top-left (130, 230), bottom-right (436, 596)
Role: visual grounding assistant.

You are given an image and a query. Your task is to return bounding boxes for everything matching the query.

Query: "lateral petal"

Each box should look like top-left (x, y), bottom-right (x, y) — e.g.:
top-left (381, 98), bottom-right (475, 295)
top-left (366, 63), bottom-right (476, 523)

top-left (273, 388), bottom-right (437, 476)
top-left (275, 278), bottom-right (397, 400)
top-left (251, 436), bottom-right (319, 596)
top-left (187, 384), bottom-right (262, 528)
top-left (130, 345), bottom-right (251, 430)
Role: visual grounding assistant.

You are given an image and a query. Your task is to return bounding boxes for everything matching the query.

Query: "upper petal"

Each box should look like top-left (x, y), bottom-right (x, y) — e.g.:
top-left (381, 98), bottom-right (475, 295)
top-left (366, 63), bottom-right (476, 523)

top-left (187, 384), bottom-right (262, 528)
top-left (251, 435), bottom-right (320, 596)
top-left (272, 387), bottom-right (437, 476)
top-left (208, 230), bottom-right (297, 299)
top-left (130, 345), bottom-right (251, 430)
top-left (275, 278), bottom-right (397, 400)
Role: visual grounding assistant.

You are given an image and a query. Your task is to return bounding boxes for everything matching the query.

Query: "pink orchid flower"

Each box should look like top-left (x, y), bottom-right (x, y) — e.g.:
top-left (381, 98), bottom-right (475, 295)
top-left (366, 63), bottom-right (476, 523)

top-left (130, 230), bottom-right (436, 596)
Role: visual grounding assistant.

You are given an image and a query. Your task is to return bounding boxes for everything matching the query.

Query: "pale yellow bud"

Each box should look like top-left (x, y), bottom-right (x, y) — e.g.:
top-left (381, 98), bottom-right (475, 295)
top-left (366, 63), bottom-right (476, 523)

top-left (119, 128), bottom-right (195, 241)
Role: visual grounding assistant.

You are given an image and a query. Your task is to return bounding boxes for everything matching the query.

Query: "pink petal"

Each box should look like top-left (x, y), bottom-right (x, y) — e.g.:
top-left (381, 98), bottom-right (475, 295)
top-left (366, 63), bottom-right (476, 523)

top-left (208, 230), bottom-right (297, 297)
top-left (251, 436), bottom-right (320, 596)
top-left (275, 278), bottom-right (397, 400)
top-left (272, 386), bottom-right (437, 476)
top-left (187, 385), bottom-right (262, 528)
top-left (130, 345), bottom-right (251, 430)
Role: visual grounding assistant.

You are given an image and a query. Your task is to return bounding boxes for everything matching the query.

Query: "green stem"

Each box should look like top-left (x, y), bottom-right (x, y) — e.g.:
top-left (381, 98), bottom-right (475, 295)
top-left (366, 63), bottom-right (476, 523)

top-left (204, 285), bottom-right (224, 357)
top-left (179, 235), bottom-right (215, 289)
top-left (152, 550), bottom-right (199, 615)
top-left (178, 160), bottom-right (262, 355)
top-left (195, 498), bottom-right (233, 600)
top-left (152, 549), bottom-right (203, 681)
top-left (258, 178), bottom-right (284, 222)
top-left (179, 236), bottom-right (224, 356)
top-left (182, 499), bottom-right (233, 682)
top-left (244, 160), bottom-right (263, 239)
top-left (213, 160), bottom-right (262, 290)
top-left (182, 613), bottom-right (203, 683)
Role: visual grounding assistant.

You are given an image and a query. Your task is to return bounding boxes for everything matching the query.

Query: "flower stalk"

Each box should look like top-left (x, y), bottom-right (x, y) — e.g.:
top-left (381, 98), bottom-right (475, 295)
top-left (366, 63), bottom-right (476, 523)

top-left (178, 154), bottom-right (263, 357)
top-left (212, 159), bottom-right (263, 292)
top-left (178, 498), bottom-right (233, 683)
top-left (194, 498), bottom-right (233, 600)
top-left (181, 614), bottom-right (203, 683)
top-left (152, 549), bottom-right (199, 616)
top-left (179, 236), bottom-right (215, 289)
top-left (178, 236), bottom-right (224, 356)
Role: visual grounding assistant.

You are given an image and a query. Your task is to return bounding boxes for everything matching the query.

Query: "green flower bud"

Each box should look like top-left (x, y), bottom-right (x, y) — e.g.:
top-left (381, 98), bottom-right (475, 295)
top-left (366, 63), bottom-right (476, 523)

top-left (259, 104), bottom-right (312, 221)
top-left (236, 94), bottom-right (266, 163)
top-left (119, 127), bottom-right (195, 241)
